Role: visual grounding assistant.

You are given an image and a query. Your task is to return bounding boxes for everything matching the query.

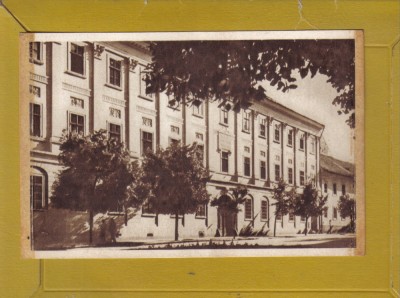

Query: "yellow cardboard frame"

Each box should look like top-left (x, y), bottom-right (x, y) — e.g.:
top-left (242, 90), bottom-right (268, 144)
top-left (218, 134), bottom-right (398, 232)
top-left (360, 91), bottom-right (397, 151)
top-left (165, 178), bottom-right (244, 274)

top-left (0, 0), bottom-right (398, 296)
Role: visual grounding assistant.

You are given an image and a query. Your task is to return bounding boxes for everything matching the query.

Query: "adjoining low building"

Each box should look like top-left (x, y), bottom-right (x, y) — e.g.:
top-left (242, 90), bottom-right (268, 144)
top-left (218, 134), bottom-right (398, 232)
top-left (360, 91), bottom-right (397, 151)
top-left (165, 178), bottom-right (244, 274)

top-left (320, 154), bottom-right (355, 233)
top-left (27, 41), bottom-right (333, 244)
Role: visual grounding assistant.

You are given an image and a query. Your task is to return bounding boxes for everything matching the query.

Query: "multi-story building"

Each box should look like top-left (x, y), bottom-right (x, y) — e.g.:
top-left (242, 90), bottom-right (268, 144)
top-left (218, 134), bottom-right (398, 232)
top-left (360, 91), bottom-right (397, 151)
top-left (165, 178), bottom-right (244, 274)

top-left (26, 41), bottom-right (326, 242)
top-left (320, 154), bottom-right (355, 232)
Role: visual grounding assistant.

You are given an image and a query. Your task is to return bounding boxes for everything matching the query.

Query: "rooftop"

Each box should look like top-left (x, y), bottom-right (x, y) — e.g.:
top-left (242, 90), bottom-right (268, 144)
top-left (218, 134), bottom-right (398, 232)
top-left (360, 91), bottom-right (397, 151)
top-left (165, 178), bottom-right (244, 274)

top-left (320, 154), bottom-right (355, 177)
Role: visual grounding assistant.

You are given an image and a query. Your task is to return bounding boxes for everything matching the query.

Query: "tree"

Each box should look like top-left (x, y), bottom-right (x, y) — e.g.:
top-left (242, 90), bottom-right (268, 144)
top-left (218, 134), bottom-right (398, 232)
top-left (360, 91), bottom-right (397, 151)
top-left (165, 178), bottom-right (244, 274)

top-left (293, 181), bottom-right (327, 235)
top-left (146, 40), bottom-right (355, 127)
top-left (139, 142), bottom-right (210, 241)
top-left (271, 179), bottom-right (293, 237)
top-left (210, 185), bottom-right (248, 236)
top-left (338, 194), bottom-right (356, 232)
top-left (51, 130), bottom-right (141, 244)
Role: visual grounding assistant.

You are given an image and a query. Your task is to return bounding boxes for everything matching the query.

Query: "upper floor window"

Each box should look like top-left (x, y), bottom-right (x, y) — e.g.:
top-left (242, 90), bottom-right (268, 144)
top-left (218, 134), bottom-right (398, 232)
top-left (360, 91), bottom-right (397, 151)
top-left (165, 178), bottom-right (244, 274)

top-left (141, 131), bottom-right (153, 155)
top-left (333, 207), bottom-right (338, 220)
top-left (288, 167), bottom-right (293, 184)
top-left (299, 170), bottom-right (305, 186)
top-left (244, 157), bottom-right (251, 177)
top-left (287, 129), bottom-right (293, 147)
top-left (29, 42), bottom-right (43, 64)
top-left (324, 183), bottom-right (328, 193)
top-left (109, 58), bottom-right (121, 87)
top-left (260, 161), bottom-right (266, 180)
top-left (196, 144), bottom-right (204, 163)
top-left (220, 108), bottom-right (228, 125)
top-left (244, 198), bottom-right (253, 220)
top-left (29, 103), bottom-right (41, 137)
top-left (108, 123), bottom-right (121, 142)
top-left (140, 70), bottom-right (154, 99)
top-left (274, 164), bottom-right (280, 181)
top-left (221, 151), bottom-right (229, 173)
top-left (333, 183), bottom-right (337, 195)
top-left (170, 125), bottom-right (180, 135)
top-left (310, 137), bottom-right (315, 154)
top-left (323, 207), bottom-right (328, 218)
top-left (342, 184), bottom-right (346, 195)
top-left (70, 43), bottom-right (85, 75)
top-left (274, 124), bottom-right (280, 143)
top-left (167, 98), bottom-right (180, 110)
top-left (69, 113), bottom-right (84, 135)
top-left (259, 117), bottom-right (266, 137)
top-left (299, 134), bottom-right (305, 150)
top-left (242, 111), bottom-right (251, 132)
top-left (192, 102), bottom-right (204, 117)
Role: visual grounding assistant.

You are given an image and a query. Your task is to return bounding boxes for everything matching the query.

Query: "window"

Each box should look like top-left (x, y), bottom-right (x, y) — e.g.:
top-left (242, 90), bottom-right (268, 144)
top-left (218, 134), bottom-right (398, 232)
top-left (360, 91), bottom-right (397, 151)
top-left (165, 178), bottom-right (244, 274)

top-left (244, 157), bottom-right (251, 177)
top-left (70, 43), bottom-right (85, 75)
top-left (300, 170), bottom-right (305, 186)
top-left (259, 118), bottom-right (266, 137)
top-left (29, 103), bottom-right (41, 137)
top-left (108, 123), bottom-right (121, 142)
top-left (220, 108), bottom-right (228, 125)
top-left (196, 144), bottom-right (204, 162)
top-left (140, 70), bottom-right (153, 99)
top-left (69, 113), bottom-right (84, 134)
top-left (196, 132), bottom-right (203, 141)
top-left (244, 146), bottom-right (250, 153)
top-left (29, 42), bottom-right (42, 63)
top-left (109, 58), bottom-right (121, 87)
top-left (71, 97), bottom-right (84, 108)
top-left (342, 185), bottom-right (346, 195)
top-left (167, 98), bottom-right (180, 110)
top-left (261, 199), bottom-right (269, 221)
top-left (193, 102), bottom-right (204, 117)
top-left (288, 167), bottom-right (293, 184)
top-left (260, 150), bottom-right (266, 157)
top-left (221, 151), bottom-right (229, 173)
top-left (244, 198), bottom-right (252, 220)
top-left (333, 183), bottom-right (337, 195)
top-left (274, 124), bottom-right (280, 142)
top-left (287, 129), bottom-right (293, 146)
top-left (109, 107), bottom-right (121, 118)
top-left (260, 161), bottom-right (266, 179)
top-left (324, 183), bottom-right (328, 193)
top-left (275, 164), bottom-right (280, 181)
top-left (30, 174), bottom-right (45, 210)
top-left (169, 138), bottom-right (179, 146)
top-left (310, 137), bottom-right (315, 154)
top-left (276, 212), bottom-right (282, 220)
top-left (242, 111), bottom-right (251, 132)
top-left (288, 158), bottom-right (293, 165)
top-left (141, 131), bottom-right (153, 155)
top-left (29, 85), bottom-right (41, 97)
top-left (299, 134), bottom-right (305, 150)
top-left (289, 211), bottom-right (295, 221)
top-left (195, 204), bottom-right (206, 218)
top-left (171, 125), bottom-right (180, 134)
top-left (142, 200), bottom-right (155, 215)
top-left (323, 207), bottom-right (328, 218)
top-left (333, 207), bottom-right (338, 220)
top-left (300, 215), bottom-right (306, 221)
top-left (142, 117), bottom-right (152, 127)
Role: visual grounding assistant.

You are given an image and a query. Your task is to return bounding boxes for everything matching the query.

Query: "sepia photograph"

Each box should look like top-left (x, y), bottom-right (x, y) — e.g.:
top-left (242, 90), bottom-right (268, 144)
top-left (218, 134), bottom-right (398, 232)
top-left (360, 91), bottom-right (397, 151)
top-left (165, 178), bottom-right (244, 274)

top-left (20, 31), bottom-right (364, 258)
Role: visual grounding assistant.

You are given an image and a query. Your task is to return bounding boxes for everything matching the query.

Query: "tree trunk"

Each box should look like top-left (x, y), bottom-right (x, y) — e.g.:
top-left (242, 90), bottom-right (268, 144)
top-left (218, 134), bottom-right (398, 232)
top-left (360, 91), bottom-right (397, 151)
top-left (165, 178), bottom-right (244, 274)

top-left (304, 216), bottom-right (308, 235)
top-left (174, 212), bottom-right (179, 241)
top-left (274, 215), bottom-right (278, 237)
top-left (89, 209), bottom-right (94, 244)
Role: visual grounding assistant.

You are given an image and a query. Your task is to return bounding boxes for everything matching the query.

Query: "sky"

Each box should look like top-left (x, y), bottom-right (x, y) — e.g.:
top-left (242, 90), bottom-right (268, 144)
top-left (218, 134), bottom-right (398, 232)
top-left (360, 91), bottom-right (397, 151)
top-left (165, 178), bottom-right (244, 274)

top-left (261, 71), bottom-right (354, 163)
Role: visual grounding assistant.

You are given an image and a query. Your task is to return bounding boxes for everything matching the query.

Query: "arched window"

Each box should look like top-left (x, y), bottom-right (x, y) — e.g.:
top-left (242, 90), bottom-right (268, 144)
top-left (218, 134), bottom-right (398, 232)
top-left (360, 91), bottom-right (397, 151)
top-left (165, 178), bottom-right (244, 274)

top-left (30, 167), bottom-right (47, 210)
top-left (261, 198), bottom-right (269, 221)
top-left (244, 197), bottom-right (253, 220)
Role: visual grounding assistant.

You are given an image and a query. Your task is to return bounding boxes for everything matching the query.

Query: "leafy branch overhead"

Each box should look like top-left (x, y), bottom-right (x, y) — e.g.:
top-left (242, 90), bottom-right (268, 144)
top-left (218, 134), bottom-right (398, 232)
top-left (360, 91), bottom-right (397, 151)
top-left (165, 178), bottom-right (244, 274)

top-left (146, 40), bottom-right (355, 127)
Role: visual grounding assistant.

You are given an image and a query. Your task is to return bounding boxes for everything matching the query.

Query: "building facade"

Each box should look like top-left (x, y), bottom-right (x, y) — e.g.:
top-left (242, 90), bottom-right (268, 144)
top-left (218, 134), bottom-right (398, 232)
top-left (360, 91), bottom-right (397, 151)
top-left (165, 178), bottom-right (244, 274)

top-left (27, 41), bottom-right (327, 241)
top-left (320, 154), bottom-right (355, 232)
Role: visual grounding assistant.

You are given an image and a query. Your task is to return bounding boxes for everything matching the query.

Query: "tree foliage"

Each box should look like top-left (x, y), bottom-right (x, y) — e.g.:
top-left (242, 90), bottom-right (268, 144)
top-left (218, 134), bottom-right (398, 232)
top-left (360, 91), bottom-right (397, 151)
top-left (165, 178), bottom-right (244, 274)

top-left (338, 194), bottom-right (356, 231)
top-left (51, 130), bottom-right (141, 243)
top-left (146, 40), bottom-right (355, 127)
top-left (271, 179), bottom-right (294, 237)
top-left (293, 181), bottom-right (328, 235)
top-left (138, 142), bottom-right (210, 240)
top-left (210, 185), bottom-right (248, 214)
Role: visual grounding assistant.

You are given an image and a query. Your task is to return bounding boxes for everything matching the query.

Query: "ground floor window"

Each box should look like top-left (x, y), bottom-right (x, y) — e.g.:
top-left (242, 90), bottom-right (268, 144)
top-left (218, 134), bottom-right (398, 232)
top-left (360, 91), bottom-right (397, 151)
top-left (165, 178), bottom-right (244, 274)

top-left (261, 199), bottom-right (269, 221)
top-left (244, 198), bottom-right (253, 220)
top-left (30, 167), bottom-right (47, 210)
top-left (195, 204), bottom-right (207, 218)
